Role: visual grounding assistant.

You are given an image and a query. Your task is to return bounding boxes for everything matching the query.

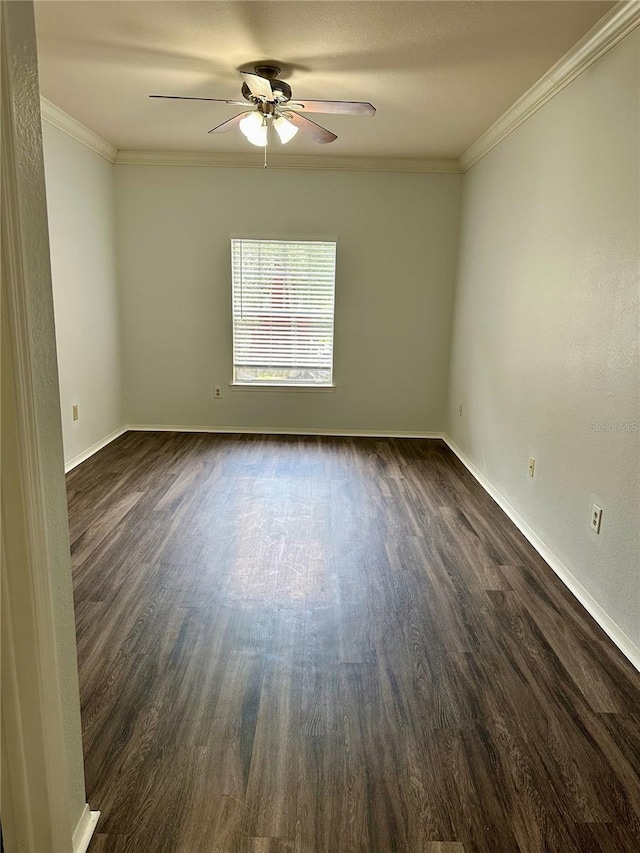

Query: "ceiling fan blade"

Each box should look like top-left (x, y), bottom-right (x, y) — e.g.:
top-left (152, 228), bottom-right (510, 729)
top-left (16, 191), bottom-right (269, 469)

top-left (284, 112), bottom-right (337, 144)
top-left (286, 100), bottom-right (376, 116)
top-left (150, 95), bottom-right (247, 105)
top-left (241, 72), bottom-right (274, 101)
top-left (208, 112), bottom-right (251, 134)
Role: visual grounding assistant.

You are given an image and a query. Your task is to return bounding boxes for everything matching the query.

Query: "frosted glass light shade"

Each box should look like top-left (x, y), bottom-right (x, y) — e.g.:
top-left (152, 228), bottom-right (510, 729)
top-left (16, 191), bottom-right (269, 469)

top-left (274, 115), bottom-right (298, 144)
top-left (239, 112), bottom-right (267, 146)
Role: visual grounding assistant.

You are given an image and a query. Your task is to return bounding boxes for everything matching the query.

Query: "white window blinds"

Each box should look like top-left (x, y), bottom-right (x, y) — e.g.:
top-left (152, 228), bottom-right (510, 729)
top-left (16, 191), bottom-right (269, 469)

top-left (231, 239), bottom-right (337, 385)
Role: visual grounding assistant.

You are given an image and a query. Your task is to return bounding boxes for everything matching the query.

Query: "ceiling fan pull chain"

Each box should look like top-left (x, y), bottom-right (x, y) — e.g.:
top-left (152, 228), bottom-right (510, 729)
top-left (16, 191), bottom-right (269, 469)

top-left (264, 143), bottom-right (268, 170)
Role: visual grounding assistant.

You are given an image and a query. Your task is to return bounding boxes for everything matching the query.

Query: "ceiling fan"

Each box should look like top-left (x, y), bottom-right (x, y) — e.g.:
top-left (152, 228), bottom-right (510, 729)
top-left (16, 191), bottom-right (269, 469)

top-left (150, 64), bottom-right (375, 146)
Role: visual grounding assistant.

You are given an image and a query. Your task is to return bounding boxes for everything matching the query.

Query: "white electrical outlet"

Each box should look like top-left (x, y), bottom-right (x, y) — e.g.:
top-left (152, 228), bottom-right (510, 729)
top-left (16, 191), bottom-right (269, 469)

top-left (72, 404), bottom-right (79, 421)
top-left (591, 504), bottom-right (602, 534)
top-left (214, 386), bottom-right (222, 400)
top-left (458, 402), bottom-right (463, 417)
top-left (528, 457), bottom-right (535, 478)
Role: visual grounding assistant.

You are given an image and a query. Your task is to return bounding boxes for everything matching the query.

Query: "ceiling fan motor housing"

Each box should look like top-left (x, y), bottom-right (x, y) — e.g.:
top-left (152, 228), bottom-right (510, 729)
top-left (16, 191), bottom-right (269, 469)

top-left (242, 65), bottom-right (292, 103)
top-left (241, 80), bottom-right (292, 103)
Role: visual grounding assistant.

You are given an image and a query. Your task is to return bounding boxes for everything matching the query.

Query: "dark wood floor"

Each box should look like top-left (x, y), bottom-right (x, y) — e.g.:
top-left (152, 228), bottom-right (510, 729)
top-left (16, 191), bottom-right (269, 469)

top-left (67, 432), bottom-right (640, 853)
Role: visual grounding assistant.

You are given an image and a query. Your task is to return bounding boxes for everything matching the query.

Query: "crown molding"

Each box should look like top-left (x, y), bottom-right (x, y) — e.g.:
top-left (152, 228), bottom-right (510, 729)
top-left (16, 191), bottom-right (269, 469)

top-left (38, 99), bottom-right (459, 172)
top-left (38, 98), bottom-right (459, 172)
top-left (460, 0), bottom-right (640, 172)
top-left (114, 149), bottom-right (461, 174)
top-left (40, 97), bottom-right (117, 163)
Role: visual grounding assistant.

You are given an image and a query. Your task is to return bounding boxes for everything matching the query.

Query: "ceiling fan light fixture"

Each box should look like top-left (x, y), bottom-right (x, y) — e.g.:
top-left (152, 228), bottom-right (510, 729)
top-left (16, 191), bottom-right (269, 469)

top-left (239, 111), bottom-right (267, 146)
top-left (274, 115), bottom-right (298, 144)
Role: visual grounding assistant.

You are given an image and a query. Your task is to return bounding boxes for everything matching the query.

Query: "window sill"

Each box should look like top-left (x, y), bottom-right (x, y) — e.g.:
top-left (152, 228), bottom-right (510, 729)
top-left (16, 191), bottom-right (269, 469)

top-left (229, 383), bottom-right (336, 393)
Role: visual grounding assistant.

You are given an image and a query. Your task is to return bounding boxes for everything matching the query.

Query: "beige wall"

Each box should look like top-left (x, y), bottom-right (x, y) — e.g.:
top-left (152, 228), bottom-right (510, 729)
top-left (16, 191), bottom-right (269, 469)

top-left (447, 30), bottom-right (639, 650)
top-left (43, 123), bottom-right (123, 466)
top-left (115, 166), bottom-right (462, 433)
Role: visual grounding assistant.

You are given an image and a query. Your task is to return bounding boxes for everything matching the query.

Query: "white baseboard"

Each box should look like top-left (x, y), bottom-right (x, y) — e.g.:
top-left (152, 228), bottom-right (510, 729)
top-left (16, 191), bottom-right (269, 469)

top-left (64, 427), bottom-right (127, 472)
top-left (73, 804), bottom-right (100, 853)
top-left (126, 424), bottom-right (446, 440)
top-left (443, 435), bottom-right (640, 673)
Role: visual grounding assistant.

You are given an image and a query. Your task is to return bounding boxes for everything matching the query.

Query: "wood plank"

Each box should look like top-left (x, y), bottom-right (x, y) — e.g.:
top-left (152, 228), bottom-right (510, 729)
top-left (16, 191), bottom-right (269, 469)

top-left (243, 609), bottom-right (304, 839)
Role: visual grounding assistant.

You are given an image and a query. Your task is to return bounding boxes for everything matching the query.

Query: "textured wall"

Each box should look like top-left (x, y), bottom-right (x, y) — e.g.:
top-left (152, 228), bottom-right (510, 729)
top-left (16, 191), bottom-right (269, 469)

top-left (448, 30), bottom-right (639, 650)
top-left (43, 123), bottom-right (123, 465)
top-left (116, 166), bottom-right (462, 434)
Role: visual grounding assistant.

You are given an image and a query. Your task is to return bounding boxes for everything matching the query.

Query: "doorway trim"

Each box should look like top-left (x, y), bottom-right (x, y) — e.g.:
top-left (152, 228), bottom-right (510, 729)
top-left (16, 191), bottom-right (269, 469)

top-left (1, 1), bottom-right (98, 849)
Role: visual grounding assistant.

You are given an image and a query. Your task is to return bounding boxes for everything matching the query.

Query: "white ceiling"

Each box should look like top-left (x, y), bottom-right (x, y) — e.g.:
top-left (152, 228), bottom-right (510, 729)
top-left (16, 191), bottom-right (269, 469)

top-left (34, 1), bottom-right (615, 160)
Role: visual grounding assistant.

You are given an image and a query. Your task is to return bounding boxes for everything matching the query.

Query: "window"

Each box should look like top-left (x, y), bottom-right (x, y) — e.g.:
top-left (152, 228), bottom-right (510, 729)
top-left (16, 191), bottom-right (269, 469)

top-left (231, 238), bottom-right (336, 386)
